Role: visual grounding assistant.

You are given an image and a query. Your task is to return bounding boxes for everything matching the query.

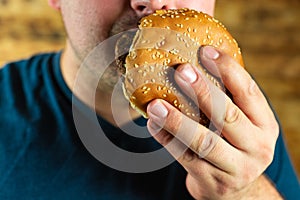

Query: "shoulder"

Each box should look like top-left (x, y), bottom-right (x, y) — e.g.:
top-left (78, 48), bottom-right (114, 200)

top-left (0, 52), bottom-right (61, 95)
top-left (0, 52), bottom-right (62, 122)
top-left (0, 52), bottom-right (60, 81)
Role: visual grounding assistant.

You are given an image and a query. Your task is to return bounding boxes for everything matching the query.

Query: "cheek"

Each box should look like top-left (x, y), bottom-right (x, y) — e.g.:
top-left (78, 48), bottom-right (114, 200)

top-left (61, 0), bottom-right (126, 39)
top-left (97, 0), bottom-right (127, 24)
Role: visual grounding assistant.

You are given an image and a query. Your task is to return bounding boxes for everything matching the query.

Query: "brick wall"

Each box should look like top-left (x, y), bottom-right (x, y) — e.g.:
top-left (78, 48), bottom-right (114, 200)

top-left (0, 0), bottom-right (65, 63)
top-left (1, 0), bottom-right (300, 175)
top-left (216, 0), bottom-right (300, 176)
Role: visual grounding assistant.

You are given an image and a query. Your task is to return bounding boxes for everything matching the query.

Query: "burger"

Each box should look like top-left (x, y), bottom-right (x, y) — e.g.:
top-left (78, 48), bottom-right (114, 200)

top-left (115, 8), bottom-right (244, 127)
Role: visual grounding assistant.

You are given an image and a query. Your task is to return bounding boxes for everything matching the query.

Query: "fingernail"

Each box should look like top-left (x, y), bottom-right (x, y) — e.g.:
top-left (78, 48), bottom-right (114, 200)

top-left (203, 46), bottom-right (219, 60)
top-left (179, 64), bottom-right (197, 83)
top-left (148, 101), bottom-right (168, 119)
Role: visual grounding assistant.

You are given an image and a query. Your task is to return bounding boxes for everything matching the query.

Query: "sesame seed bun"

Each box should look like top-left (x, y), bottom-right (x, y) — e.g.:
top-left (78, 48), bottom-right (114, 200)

top-left (122, 8), bottom-right (244, 126)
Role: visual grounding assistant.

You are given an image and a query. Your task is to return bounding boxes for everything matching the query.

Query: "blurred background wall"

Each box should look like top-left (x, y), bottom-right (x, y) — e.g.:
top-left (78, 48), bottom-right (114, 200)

top-left (0, 0), bottom-right (299, 176)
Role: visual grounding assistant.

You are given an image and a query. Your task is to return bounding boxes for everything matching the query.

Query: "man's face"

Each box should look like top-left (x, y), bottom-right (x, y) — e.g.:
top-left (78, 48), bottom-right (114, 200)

top-left (57, 0), bottom-right (216, 60)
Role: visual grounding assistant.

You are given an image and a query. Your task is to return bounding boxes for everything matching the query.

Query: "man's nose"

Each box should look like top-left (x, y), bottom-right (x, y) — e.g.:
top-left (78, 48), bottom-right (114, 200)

top-left (131, 0), bottom-right (174, 17)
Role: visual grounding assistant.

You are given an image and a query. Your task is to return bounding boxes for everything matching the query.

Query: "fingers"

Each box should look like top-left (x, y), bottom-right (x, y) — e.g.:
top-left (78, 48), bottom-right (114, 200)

top-left (173, 46), bottom-right (279, 149)
top-left (145, 46), bottom-right (280, 198)
top-left (147, 99), bottom-right (240, 173)
top-left (199, 46), bottom-right (278, 132)
top-left (174, 63), bottom-right (258, 150)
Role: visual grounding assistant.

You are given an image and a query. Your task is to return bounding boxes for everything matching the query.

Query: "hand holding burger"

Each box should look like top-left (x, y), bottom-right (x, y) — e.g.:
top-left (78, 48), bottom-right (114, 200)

top-left (117, 8), bottom-right (281, 199)
top-left (121, 8), bottom-right (243, 126)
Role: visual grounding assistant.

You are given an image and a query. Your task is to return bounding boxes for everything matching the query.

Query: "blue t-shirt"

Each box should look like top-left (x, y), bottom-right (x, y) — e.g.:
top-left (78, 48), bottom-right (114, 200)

top-left (0, 52), bottom-right (299, 199)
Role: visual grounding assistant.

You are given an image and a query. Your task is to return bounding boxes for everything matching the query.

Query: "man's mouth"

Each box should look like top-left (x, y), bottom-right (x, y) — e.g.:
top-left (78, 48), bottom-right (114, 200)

top-left (114, 30), bottom-right (137, 75)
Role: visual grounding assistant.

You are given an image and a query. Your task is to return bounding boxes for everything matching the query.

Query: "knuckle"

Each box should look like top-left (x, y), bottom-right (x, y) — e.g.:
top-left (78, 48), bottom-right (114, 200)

top-left (195, 75), bottom-right (211, 104)
top-left (239, 166), bottom-right (257, 187)
top-left (268, 119), bottom-right (280, 138)
top-left (252, 139), bottom-right (275, 168)
top-left (191, 130), bottom-right (206, 156)
top-left (194, 131), bottom-right (217, 158)
top-left (248, 79), bottom-right (260, 96)
top-left (181, 149), bottom-right (198, 163)
top-left (213, 174), bottom-right (236, 196)
top-left (260, 144), bottom-right (275, 166)
top-left (156, 131), bottom-right (174, 146)
top-left (225, 104), bottom-right (241, 125)
top-left (260, 121), bottom-right (279, 166)
top-left (233, 78), bottom-right (259, 100)
top-left (166, 108), bottom-right (183, 134)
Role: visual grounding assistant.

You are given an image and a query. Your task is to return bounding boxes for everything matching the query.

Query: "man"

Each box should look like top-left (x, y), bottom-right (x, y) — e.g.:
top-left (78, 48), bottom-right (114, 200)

top-left (0, 0), bottom-right (299, 199)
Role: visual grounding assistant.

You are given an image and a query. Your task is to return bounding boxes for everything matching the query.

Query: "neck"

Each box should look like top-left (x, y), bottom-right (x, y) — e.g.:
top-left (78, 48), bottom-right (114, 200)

top-left (60, 41), bottom-right (141, 127)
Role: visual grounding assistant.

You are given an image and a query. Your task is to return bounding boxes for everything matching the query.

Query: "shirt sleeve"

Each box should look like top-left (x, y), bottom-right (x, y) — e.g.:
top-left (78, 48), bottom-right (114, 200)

top-left (265, 123), bottom-right (300, 199)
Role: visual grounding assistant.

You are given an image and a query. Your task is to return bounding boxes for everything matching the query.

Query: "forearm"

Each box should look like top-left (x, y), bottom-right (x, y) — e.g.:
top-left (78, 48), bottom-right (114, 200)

top-left (243, 175), bottom-right (283, 200)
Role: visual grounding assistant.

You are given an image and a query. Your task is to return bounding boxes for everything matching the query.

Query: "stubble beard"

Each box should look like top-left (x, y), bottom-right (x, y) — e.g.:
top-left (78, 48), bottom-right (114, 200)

top-left (66, 9), bottom-right (140, 93)
top-left (97, 10), bottom-right (140, 93)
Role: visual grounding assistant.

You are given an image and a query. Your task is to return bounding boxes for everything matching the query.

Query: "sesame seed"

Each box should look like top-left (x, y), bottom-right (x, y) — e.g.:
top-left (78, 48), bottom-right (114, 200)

top-left (175, 23), bottom-right (184, 28)
top-left (169, 49), bottom-right (179, 55)
top-left (142, 86), bottom-right (147, 90)
top-left (141, 39), bottom-right (150, 44)
top-left (174, 100), bottom-right (178, 107)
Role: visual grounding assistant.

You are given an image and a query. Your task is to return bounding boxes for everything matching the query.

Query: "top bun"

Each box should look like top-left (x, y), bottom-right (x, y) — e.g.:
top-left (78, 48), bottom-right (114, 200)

top-left (122, 8), bottom-right (244, 126)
